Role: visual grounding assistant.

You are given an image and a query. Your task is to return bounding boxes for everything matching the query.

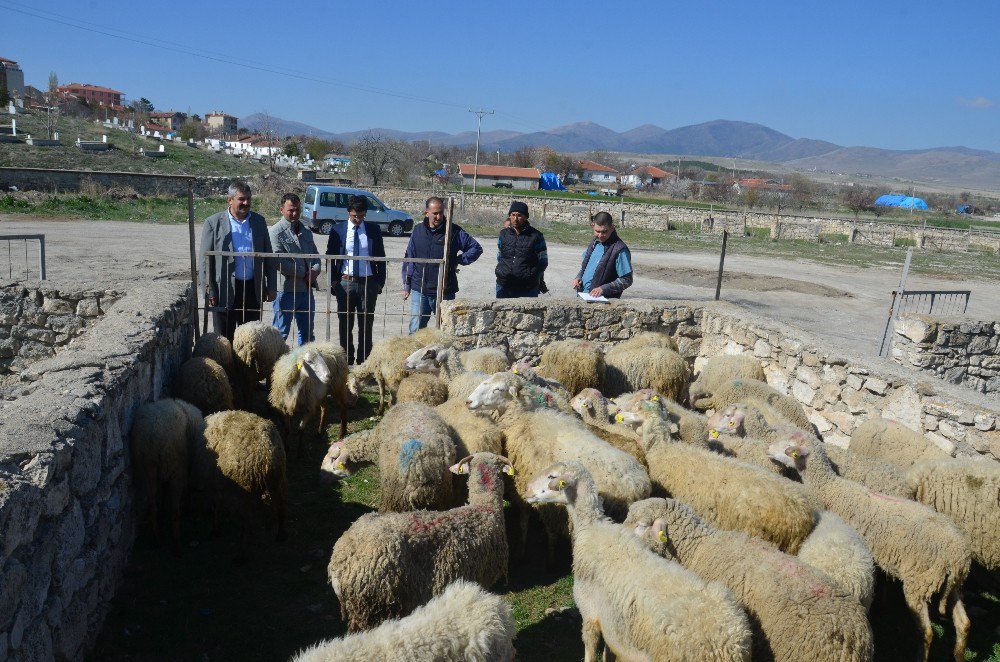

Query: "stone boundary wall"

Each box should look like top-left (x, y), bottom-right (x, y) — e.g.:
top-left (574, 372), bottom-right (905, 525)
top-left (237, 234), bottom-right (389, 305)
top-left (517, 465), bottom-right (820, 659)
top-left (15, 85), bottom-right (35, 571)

top-left (1, 283), bottom-right (124, 380)
top-left (371, 186), bottom-right (1000, 254)
top-left (0, 280), bottom-right (193, 661)
top-left (440, 298), bottom-right (999, 462)
top-left (0, 167), bottom-right (233, 197)
top-left (890, 314), bottom-right (1000, 394)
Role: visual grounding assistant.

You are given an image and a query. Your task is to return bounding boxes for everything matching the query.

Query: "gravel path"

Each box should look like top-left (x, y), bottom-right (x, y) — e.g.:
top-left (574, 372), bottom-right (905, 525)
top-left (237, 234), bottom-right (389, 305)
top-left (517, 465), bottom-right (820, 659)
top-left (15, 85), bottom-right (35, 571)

top-left (3, 215), bottom-right (998, 356)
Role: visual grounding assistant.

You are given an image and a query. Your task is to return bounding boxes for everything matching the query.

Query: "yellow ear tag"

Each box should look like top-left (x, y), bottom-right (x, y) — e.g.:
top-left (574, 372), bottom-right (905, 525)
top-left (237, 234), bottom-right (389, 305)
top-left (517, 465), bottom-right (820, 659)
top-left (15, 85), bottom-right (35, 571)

top-left (504, 466), bottom-right (515, 476)
top-left (336, 462), bottom-right (345, 470)
top-left (791, 451), bottom-right (799, 459)
top-left (558, 479), bottom-right (566, 489)
top-left (651, 395), bottom-right (659, 402)
top-left (658, 530), bottom-right (667, 542)
top-left (296, 361), bottom-right (303, 371)
top-left (728, 420), bottom-right (735, 427)
top-left (709, 429), bottom-right (720, 439)
top-left (512, 367), bottom-right (519, 374)
top-left (615, 413), bottom-right (624, 422)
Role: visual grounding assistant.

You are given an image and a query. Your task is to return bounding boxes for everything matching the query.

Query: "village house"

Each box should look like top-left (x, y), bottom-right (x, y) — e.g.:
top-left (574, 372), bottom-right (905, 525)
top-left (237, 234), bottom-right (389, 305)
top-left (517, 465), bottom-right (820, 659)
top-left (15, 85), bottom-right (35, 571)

top-left (148, 111), bottom-right (187, 131)
top-left (459, 164), bottom-right (540, 190)
top-left (205, 111), bottom-right (237, 135)
top-left (621, 165), bottom-right (675, 189)
top-left (57, 83), bottom-right (124, 108)
top-left (578, 159), bottom-right (619, 184)
top-left (0, 57), bottom-right (25, 100)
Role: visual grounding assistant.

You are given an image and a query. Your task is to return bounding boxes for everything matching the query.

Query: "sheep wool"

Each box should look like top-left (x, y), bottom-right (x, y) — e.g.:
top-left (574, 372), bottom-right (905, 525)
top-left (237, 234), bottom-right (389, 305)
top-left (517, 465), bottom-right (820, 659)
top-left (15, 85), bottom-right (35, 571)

top-left (849, 417), bottom-right (950, 469)
top-left (268, 346), bottom-right (342, 457)
top-left (693, 378), bottom-right (812, 433)
top-left (616, 330), bottom-right (679, 352)
top-left (173, 356), bottom-right (233, 415)
top-left (906, 458), bottom-right (1000, 571)
top-left (191, 331), bottom-right (235, 378)
top-left (328, 453), bottom-right (513, 632)
top-left (603, 344), bottom-right (690, 401)
top-left (625, 498), bottom-right (873, 662)
top-left (689, 354), bottom-right (765, 406)
top-left (796, 510), bottom-right (876, 612)
top-left (396, 373), bottom-right (449, 406)
top-left (447, 370), bottom-right (488, 403)
top-left (232, 321), bottom-right (289, 407)
top-left (525, 462), bottom-right (752, 662)
top-left (348, 335), bottom-right (425, 413)
top-left (291, 580), bottom-right (515, 662)
top-left (459, 347), bottom-right (510, 375)
top-left (536, 338), bottom-right (605, 395)
top-left (570, 388), bottom-right (646, 466)
top-left (825, 444), bottom-right (914, 499)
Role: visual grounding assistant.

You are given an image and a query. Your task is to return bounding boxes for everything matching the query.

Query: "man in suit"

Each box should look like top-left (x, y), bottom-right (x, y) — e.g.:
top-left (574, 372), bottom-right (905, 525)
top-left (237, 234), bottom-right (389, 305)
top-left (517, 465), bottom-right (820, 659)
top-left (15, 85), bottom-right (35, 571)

top-left (199, 181), bottom-right (277, 341)
top-left (326, 195), bottom-right (386, 364)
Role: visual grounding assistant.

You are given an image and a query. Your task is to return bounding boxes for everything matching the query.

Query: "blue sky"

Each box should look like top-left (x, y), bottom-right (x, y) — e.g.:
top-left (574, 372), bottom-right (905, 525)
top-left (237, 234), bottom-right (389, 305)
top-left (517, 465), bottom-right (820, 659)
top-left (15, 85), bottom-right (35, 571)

top-left (2, 0), bottom-right (999, 151)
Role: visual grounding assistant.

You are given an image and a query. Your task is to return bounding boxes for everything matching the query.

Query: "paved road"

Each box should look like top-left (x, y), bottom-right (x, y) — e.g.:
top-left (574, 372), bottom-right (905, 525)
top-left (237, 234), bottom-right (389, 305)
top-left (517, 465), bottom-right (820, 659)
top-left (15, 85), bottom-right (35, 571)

top-left (2, 216), bottom-right (997, 356)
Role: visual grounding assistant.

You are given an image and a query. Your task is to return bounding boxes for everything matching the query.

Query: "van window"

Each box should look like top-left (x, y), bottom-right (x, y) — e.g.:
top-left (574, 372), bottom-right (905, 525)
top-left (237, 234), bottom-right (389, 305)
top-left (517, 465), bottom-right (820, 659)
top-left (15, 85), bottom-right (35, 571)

top-left (304, 188), bottom-right (316, 205)
top-left (364, 196), bottom-right (383, 211)
top-left (320, 192), bottom-right (349, 208)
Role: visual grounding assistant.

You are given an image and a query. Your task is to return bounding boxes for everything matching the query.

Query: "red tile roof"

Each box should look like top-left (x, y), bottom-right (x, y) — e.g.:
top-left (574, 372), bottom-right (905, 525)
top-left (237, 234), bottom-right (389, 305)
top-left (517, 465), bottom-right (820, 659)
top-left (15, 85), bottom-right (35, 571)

top-left (145, 123), bottom-right (171, 132)
top-left (59, 83), bottom-right (124, 95)
top-left (579, 159), bottom-right (618, 173)
top-left (632, 165), bottom-right (673, 179)
top-left (458, 164), bottom-right (540, 178)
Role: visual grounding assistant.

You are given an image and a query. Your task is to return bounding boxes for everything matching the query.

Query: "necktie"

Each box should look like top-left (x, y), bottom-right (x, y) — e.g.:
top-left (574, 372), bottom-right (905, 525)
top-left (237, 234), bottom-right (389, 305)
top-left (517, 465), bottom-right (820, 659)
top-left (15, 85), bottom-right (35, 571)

top-left (351, 224), bottom-right (360, 277)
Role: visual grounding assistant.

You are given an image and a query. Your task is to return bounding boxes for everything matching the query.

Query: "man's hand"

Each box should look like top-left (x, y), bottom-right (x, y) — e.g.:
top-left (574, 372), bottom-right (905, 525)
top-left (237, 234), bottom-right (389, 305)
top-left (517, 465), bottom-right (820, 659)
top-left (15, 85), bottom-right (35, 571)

top-left (264, 289), bottom-right (277, 303)
top-left (589, 287), bottom-right (604, 297)
top-left (572, 278), bottom-right (582, 291)
top-left (402, 289), bottom-right (411, 301)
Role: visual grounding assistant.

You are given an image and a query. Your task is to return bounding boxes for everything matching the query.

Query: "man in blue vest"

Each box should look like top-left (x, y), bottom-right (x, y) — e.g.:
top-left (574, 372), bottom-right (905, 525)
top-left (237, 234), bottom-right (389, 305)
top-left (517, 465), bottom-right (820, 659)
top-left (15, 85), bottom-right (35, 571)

top-left (572, 211), bottom-right (633, 298)
top-left (326, 196), bottom-right (386, 364)
top-left (495, 201), bottom-right (548, 298)
top-left (401, 196), bottom-right (482, 333)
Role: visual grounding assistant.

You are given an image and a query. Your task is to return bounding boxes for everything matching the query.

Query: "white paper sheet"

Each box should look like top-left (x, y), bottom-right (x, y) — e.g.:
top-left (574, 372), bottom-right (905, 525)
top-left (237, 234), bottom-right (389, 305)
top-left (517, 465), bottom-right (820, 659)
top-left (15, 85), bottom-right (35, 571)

top-left (578, 292), bottom-right (610, 303)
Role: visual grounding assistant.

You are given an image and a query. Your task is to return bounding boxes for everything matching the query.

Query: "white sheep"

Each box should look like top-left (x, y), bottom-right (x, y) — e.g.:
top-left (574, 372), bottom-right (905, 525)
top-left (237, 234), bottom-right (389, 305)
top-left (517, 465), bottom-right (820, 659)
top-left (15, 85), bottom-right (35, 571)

top-left (395, 373), bottom-right (449, 406)
top-left (291, 580), bottom-right (515, 662)
top-left (446, 370), bottom-right (488, 403)
top-left (524, 461), bottom-right (752, 662)
top-left (796, 510), bottom-right (876, 612)
top-left (192, 331), bottom-right (235, 379)
top-left (466, 371), bottom-right (573, 416)
top-left (615, 330), bottom-right (679, 352)
top-left (232, 320), bottom-right (289, 408)
top-left (268, 345), bottom-right (347, 458)
top-left (322, 401), bottom-right (455, 513)
top-left (628, 401), bottom-right (817, 554)
top-left (689, 354), bottom-right (765, 407)
top-left (348, 335), bottom-right (424, 413)
top-left (849, 417), bottom-right (951, 468)
top-left (327, 453), bottom-right (513, 631)
top-left (691, 377), bottom-right (813, 433)
top-left (906, 458), bottom-right (1000, 571)
top-left (404, 343), bottom-right (509, 381)
top-left (535, 338), bottom-right (605, 395)
top-left (569, 388), bottom-right (646, 465)
top-left (173, 356), bottom-right (233, 415)
top-left (603, 344), bottom-right (691, 401)
top-left (612, 389), bottom-right (709, 446)
top-left (768, 436), bottom-right (971, 662)
top-left (625, 497), bottom-right (874, 661)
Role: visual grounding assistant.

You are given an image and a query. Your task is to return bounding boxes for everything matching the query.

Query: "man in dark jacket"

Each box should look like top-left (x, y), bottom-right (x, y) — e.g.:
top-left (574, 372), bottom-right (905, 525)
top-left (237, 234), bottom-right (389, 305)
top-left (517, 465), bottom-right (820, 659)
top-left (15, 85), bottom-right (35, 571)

top-left (326, 196), bottom-right (386, 364)
top-left (572, 211), bottom-right (633, 298)
top-left (495, 201), bottom-right (548, 298)
top-left (401, 196), bottom-right (482, 333)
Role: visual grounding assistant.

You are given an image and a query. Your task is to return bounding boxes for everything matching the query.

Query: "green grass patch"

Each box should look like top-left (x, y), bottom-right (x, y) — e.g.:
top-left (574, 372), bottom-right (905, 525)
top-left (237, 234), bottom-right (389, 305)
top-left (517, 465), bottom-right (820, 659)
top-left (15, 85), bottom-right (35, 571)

top-left (894, 237), bottom-right (917, 248)
top-left (444, 185), bottom-right (728, 211)
top-left (746, 226), bottom-right (772, 239)
top-left (820, 232), bottom-right (850, 244)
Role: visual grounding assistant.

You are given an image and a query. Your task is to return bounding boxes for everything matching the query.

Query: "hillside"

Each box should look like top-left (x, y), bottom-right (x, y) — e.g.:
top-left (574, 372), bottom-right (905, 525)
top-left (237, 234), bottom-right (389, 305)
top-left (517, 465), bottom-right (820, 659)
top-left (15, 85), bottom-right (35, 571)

top-left (0, 109), bottom-right (267, 177)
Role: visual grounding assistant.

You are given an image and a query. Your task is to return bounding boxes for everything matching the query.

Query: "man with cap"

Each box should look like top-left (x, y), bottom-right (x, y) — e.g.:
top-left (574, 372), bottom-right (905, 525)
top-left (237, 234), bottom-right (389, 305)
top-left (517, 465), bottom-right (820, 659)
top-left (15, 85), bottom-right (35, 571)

top-left (495, 201), bottom-right (548, 298)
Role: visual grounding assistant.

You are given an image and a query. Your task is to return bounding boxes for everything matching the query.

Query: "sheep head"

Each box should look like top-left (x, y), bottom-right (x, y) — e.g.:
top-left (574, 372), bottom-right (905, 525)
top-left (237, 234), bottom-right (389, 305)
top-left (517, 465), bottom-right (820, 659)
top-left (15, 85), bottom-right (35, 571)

top-left (524, 461), bottom-right (580, 505)
top-left (767, 440), bottom-right (810, 472)
top-left (466, 373), bottom-right (519, 413)
top-left (404, 344), bottom-right (450, 373)
top-left (570, 388), bottom-right (607, 421)
top-left (298, 350), bottom-right (331, 385)
top-left (320, 440), bottom-right (354, 480)
top-left (614, 398), bottom-right (662, 429)
top-left (707, 404), bottom-right (745, 440)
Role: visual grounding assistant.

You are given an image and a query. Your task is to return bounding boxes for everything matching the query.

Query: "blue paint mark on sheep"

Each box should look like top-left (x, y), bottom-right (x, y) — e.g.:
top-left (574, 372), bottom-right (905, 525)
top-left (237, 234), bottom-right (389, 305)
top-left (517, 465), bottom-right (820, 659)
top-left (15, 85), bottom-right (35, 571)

top-left (399, 439), bottom-right (423, 470)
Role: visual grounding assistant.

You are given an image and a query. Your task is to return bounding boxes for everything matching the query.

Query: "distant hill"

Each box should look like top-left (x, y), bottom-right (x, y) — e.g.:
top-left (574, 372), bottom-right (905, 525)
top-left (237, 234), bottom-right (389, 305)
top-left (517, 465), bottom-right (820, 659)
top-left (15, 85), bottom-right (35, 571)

top-left (239, 113), bottom-right (1000, 190)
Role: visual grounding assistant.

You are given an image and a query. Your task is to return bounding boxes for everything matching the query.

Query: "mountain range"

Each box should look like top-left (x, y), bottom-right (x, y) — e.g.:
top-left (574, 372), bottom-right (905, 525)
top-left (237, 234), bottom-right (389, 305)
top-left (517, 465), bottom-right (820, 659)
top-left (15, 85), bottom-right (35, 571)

top-left (241, 114), bottom-right (1000, 191)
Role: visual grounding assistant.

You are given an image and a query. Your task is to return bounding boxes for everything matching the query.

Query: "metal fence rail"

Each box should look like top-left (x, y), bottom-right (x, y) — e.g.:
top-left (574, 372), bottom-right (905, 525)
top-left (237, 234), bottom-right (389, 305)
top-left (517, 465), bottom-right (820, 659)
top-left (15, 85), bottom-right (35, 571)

top-left (1, 234), bottom-right (46, 281)
top-left (878, 288), bottom-right (971, 356)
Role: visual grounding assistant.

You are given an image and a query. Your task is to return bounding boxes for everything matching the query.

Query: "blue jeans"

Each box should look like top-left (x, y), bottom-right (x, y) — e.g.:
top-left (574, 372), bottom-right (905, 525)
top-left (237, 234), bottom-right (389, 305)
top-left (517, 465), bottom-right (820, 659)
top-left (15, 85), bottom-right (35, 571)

top-left (408, 290), bottom-right (455, 334)
top-left (273, 290), bottom-right (315, 346)
top-left (496, 283), bottom-right (540, 299)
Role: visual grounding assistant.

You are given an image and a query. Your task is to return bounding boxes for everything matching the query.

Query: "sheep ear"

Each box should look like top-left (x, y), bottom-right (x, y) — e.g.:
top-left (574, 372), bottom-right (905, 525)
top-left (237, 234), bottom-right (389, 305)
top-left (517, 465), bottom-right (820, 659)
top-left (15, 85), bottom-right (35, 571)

top-left (501, 461), bottom-right (515, 476)
top-left (449, 455), bottom-right (473, 475)
top-left (508, 382), bottom-right (520, 398)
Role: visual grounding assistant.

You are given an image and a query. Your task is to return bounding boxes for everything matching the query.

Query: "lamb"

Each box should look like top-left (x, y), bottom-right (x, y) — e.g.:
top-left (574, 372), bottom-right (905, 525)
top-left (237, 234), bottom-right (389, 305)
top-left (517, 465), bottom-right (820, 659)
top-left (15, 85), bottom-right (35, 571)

top-left (905, 458), bottom-right (1000, 571)
top-left (198, 410), bottom-right (288, 560)
top-left (525, 461), bottom-right (752, 662)
top-left (626, 498), bottom-right (873, 662)
top-left (348, 335), bottom-right (424, 413)
top-left (849, 417), bottom-right (951, 468)
top-left (628, 401), bottom-right (817, 553)
top-left (129, 398), bottom-right (193, 553)
top-left (268, 345), bottom-right (347, 458)
top-left (690, 377), bottom-right (813, 433)
top-left (465, 371), bottom-right (573, 416)
top-left (796, 510), bottom-right (876, 612)
top-left (404, 343), bottom-right (509, 381)
top-left (689, 354), bottom-right (765, 406)
top-left (291, 580), bottom-right (515, 662)
top-left (232, 321), bottom-right (289, 408)
top-left (327, 453), bottom-right (513, 631)
top-left (322, 401), bottom-right (455, 513)
top-left (603, 344), bottom-right (690, 401)
top-left (535, 338), bottom-right (605, 395)
top-left (768, 436), bottom-right (971, 662)
top-left (192, 331), bottom-right (235, 379)
top-left (395, 373), bottom-right (449, 406)
top-left (570, 388), bottom-right (646, 465)
top-left (173, 356), bottom-right (233, 415)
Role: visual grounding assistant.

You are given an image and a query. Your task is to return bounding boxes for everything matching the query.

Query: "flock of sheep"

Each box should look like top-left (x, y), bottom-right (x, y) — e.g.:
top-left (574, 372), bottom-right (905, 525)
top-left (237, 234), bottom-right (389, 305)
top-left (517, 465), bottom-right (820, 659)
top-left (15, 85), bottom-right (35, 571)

top-left (127, 323), bottom-right (1000, 661)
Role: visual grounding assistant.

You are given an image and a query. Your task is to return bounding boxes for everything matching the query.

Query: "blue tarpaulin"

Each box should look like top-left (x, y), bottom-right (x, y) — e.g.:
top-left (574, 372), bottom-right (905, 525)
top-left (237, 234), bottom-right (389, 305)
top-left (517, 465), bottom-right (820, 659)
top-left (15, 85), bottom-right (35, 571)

top-left (433, 168), bottom-right (448, 177)
top-left (874, 194), bottom-right (928, 210)
top-left (539, 172), bottom-right (566, 191)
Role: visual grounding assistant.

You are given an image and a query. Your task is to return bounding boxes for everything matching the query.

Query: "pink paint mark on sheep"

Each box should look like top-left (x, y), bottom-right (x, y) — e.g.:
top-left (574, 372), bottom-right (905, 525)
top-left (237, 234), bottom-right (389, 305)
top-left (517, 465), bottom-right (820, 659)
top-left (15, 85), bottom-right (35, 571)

top-left (809, 583), bottom-right (830, 599)
top-left (476, 463), bottom-right (495, 492)
top-left (406, 505), bottom-right (498, 534)
top-left (870, 490), bottom-right (905, 504)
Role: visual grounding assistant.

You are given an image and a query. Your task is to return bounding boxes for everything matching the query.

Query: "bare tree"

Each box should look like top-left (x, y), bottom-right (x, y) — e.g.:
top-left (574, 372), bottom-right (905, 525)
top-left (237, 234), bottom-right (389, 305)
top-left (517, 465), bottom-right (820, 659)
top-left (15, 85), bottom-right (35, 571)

top-left (510, 146), bottom-right (538, 168)
top-left (349, 132), bottom-right (400, 186)
top-left (44, 72), bottom-right (61, 139)
top-left (841, 186), bottom-right (877, 218)
top-left (789, 173), bottom-right (817, 209)
top-left (256, 111), bottom-right (279, 171)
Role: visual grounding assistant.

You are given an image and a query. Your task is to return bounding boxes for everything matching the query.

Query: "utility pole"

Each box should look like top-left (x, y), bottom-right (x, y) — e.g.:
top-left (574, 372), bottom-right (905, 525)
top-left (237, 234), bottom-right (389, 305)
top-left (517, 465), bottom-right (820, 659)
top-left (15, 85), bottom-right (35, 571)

top-left (469, 109), bottom-right (494, 192)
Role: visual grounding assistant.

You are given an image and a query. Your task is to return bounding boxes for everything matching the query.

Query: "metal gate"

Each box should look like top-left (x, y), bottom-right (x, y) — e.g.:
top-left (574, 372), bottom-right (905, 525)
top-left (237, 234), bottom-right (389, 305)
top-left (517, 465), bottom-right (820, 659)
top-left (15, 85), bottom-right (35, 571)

top-left (878, 288), bottom-right (971, 356)
top-left (1, 234), bottom-right (46, 280)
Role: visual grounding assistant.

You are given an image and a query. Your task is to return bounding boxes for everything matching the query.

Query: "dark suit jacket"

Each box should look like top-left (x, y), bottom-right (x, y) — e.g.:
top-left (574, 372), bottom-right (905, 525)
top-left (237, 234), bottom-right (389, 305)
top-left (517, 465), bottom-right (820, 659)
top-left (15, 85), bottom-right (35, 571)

top-left (199, 210), bottom-right (277, 308)
top-left (326, 221), bottom-right (387, 288)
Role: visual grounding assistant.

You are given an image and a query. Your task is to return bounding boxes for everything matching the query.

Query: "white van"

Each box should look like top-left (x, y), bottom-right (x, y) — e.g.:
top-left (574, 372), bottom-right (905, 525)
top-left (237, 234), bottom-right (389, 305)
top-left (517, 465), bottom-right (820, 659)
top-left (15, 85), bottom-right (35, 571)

top-left (302, 185), bottom-right (414, 236)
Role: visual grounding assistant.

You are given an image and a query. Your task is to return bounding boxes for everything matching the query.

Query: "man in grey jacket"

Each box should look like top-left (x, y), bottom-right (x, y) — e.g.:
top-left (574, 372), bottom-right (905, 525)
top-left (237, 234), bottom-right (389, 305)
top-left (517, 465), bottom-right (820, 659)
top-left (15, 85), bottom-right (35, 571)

top-left (269, 192), bottom-right (320, 345)
top-left (199, 181), bottom-right (277, 340)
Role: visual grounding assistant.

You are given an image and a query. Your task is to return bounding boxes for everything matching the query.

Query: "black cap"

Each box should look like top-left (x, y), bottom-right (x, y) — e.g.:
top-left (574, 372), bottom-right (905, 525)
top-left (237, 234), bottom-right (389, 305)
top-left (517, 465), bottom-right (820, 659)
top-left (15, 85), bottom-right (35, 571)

top-left (508, 201), bottom-right (529, 218)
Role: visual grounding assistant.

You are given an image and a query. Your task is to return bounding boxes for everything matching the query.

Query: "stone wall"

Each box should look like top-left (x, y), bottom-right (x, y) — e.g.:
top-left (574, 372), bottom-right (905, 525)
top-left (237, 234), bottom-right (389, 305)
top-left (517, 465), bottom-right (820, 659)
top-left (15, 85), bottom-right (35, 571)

top-left (890, 314), bottom-right (1000, 394)
top-left (440, 298), bottom-right (1000, 462)
top-left (371, 186), bottom-right (1000, 254)
top-left (0, 283), bottom-right (124, 382)
top-left (0, 280), bottom-right (193, 661)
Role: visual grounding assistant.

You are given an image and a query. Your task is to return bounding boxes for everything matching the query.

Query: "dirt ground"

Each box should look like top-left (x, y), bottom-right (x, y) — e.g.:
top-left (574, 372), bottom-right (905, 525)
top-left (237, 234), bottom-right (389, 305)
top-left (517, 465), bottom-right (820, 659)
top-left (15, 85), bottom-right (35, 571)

top-left (3, 215), bottom-right (999, 356)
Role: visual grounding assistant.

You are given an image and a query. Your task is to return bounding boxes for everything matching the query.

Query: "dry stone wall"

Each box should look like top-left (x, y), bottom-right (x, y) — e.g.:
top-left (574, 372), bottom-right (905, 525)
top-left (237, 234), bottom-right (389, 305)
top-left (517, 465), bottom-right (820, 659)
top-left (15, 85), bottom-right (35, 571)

top-left (440, 298), bottom-right (1000, 462)
top-left (890, 314), bottom-right (1000, 394)
top-left (0, 280), bottom-right (192, 661)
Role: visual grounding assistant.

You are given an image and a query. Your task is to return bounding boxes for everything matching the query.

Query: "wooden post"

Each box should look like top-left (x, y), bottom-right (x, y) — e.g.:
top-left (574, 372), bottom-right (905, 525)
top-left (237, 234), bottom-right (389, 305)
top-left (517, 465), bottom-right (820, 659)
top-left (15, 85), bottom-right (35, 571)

top-left (436, 197), bottom-right (456, 328)
top-left (714, 230), bottom-right (728, 301)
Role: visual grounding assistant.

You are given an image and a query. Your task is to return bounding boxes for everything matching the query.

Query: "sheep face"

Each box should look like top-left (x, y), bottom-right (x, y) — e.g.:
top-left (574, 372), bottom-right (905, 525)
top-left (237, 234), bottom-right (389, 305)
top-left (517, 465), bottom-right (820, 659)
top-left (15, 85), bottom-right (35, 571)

top-left (767, 440), bottom-right (810, 471)
top-left (614, 398), bottom-right (662, 429)
top-left (524, 462), bottom-right (576, 505)
top-left (403, 344), bottom-right (448, 373)
top-left (570, 388), bottom-right (606, 419)
top-left (299, 350), bottom-right (331, 384)
top-left (450, 453), bottom-right (515, 477)
top-left (320, 441), bottom-right (353, 480)
top-left (466, 374), bottom-right (517, 412)
top-left (707, 405), bottom-right (745, 439)
top-left (346, 371), bottom-right (371, 399)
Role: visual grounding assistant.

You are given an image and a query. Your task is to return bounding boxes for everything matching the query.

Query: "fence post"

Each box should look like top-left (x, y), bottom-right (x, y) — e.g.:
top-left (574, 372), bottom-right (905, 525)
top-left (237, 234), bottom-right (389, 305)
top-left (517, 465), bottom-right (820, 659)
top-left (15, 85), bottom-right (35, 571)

top-left (714, 230), bottom-right (728, 301)
top-left (435, 197), bottom-right (455, 328)
top-left (37, 235), bottom-right (46, 280)
top-left (186, 180), bottom-right (201, 339)
top-left (878, 248), bottom-right (912, 356)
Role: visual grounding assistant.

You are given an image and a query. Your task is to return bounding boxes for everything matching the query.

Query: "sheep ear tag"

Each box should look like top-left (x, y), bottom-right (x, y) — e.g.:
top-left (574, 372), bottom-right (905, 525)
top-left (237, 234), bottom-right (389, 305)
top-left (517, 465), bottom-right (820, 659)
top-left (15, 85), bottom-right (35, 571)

top-left (503, 465), bottom-right (515, 476)
top-left (651, 395), bottom-right (659, 402)
top-left (558, 479), bottom-right (566, 489)
top-left (709, 429), bottom-right (720, 439)
top-left (296, 360), bottom-right (304, 371)
top-left (658, 530), bottom-right (667, 542)
top-left (615, 413), bottom-right (624, 423)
